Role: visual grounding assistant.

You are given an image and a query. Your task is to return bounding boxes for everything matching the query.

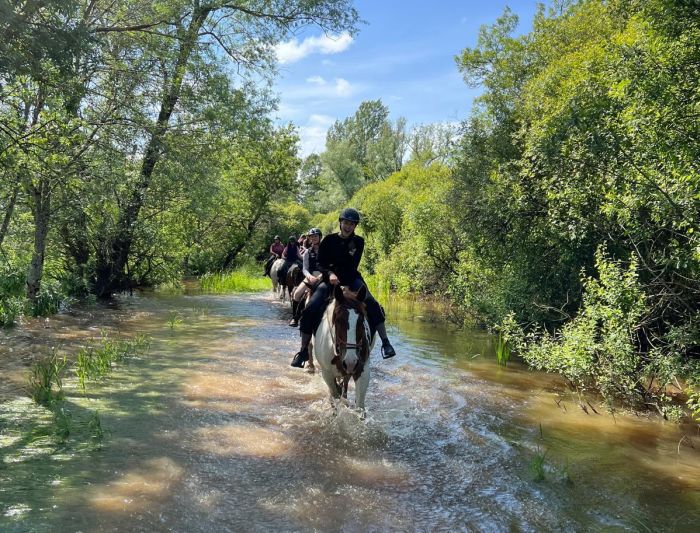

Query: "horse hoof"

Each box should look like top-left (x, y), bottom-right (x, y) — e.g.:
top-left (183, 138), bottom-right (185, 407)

top-left (288, 318), bottom-right (298, 327)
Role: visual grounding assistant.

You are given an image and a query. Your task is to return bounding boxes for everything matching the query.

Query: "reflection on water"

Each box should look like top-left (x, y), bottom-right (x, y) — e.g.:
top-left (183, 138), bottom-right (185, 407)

top-left (0, 290), bottom-right (698, 532)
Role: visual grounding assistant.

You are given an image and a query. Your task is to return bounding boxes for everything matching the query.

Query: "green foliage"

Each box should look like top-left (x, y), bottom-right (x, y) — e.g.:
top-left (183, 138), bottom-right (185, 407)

top-left (0, 296), bottom-right (24, 327)
top-left (522, 247), bottom-right (646, 405)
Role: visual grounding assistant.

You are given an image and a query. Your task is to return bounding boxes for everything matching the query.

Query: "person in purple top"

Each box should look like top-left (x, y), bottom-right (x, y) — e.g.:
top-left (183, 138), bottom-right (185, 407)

top-left (264, 235), bottom-right (284, 276)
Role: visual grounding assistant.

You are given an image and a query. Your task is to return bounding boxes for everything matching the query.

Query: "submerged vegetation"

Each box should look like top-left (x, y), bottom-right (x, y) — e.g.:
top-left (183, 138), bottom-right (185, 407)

top-left (11, 333), bottom-right (152, 458)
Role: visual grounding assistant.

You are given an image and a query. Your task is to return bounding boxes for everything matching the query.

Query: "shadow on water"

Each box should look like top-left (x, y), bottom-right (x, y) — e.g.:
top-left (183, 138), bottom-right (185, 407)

top-left (1, 290), bottom-right (699, 532)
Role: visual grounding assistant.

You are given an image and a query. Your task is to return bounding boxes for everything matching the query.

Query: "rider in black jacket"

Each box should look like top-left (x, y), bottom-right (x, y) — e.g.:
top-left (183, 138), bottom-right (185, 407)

top-left (290, 208), bottom-right (396, 368)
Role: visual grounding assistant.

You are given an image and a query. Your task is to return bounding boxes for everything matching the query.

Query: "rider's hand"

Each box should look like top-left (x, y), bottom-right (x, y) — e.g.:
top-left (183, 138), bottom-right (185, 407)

top-left (309, 275), bottom-right (318, 284)
top-left (329, 273), bottom-right (339, 285)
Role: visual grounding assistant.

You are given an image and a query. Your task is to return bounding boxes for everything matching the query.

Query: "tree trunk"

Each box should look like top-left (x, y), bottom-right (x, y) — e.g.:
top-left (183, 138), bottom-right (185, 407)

top-left (221, 213), bottom-right (262, 270)
top-left (93, 8), bottom-right (211, 297)
top-left (26, 178), bottom-right (50, 304)
top-left (0, 183), bottom-right (19, 249)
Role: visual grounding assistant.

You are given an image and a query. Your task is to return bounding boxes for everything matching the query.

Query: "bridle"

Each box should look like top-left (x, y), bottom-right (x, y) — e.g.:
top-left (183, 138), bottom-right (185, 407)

top-left (327, 296), bottom-right (370, 368)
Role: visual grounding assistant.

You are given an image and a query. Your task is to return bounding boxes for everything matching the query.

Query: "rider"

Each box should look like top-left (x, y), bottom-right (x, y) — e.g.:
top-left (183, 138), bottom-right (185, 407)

top-left (264, 235), bottom-right (284, 276)
top-left (278, 235), bottom-right (302, 286)
top-left (290, 208), bottom-right (396, 367)
top-left (289, 227), bottom-right (323, 327)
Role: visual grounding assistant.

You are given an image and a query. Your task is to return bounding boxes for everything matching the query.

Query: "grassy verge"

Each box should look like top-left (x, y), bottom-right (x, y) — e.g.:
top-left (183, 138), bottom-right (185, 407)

top-left (199, 263), bottom-right (270, 293)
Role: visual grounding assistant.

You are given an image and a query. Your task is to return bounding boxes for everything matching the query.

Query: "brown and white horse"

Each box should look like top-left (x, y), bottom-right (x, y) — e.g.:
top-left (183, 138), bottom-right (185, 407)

top-left (312, 284), bottom-right (375, 417)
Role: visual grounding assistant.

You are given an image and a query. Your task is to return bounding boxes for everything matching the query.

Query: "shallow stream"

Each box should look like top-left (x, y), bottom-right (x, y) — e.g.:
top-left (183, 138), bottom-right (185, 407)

top-left (1, 290), bottom-right (698, 531)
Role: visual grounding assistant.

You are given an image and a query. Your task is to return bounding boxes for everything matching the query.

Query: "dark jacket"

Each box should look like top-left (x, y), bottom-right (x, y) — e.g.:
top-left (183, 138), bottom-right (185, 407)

top-left (318, 232), bottom-right (364, 286)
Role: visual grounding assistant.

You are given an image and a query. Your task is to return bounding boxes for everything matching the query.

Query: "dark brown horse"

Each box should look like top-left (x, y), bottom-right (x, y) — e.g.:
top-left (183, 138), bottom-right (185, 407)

top-left (285, 263), bottom-right (304, 306)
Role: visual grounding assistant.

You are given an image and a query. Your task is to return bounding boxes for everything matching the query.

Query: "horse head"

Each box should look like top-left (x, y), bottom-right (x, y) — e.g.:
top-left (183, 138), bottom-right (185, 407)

top-left (330, 284), bottom-right (370, 377)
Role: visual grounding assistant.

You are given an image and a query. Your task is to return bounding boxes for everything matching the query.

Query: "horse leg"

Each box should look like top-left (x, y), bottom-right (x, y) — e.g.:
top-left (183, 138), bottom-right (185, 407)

top-left (354, 366), bottom-right (370, 411)
top-left (342, 376), bottom-right (350, 399)
top-left (305, 342), bottom-right (315, 373)
top-left (320, 368), bottom-right (341, 401)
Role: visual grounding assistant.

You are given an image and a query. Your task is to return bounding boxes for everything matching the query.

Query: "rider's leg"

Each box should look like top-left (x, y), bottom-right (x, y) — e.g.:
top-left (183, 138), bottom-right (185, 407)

top-left (349, 278), bottom-right (396, 359)
top-left (289, 284), bottom-right (308, 327)
top-left (291, 282), bottom-right (330, 367)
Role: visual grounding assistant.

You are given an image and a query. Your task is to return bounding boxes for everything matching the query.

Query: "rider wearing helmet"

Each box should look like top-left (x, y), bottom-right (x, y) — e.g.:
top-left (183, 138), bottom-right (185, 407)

top-left (264, 235), bottom-right (284, 277)
top-left (289, 227), bottom-right (323, 327)
top-left (290, 208), bottom-right (396, 367)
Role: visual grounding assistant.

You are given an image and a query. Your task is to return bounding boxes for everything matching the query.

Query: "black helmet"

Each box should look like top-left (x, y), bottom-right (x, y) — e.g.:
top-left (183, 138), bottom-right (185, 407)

top-left (274, 235), bottom-right (281, 240)
top-left (339, 207), bottom-right (361, 223)
top-left (308, 227), bottom-right (322, 237)
top-left (288, 235), bottom-right (296, 243)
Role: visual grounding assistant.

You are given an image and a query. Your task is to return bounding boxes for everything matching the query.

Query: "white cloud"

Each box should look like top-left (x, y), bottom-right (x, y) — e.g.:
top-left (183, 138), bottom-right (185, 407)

top-left (275, 32), bottom-right (353, 64)
top-left (334, 78), bottom-right (352, 97)
top-left (306, 75), bottom-right (327, 86)
top-left (298, 114), bottom-right (336, 157)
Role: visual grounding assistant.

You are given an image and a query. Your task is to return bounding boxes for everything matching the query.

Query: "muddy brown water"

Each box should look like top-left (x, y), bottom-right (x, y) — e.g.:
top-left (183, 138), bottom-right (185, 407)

top-left (1, 290), bottom-right (699, 532)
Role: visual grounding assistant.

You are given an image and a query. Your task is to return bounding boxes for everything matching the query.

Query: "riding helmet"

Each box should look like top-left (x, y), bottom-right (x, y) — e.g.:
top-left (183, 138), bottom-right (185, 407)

top-left (339, 207), bottom-right (361, 223)
top-left (274, 235), bottom-right (281, 240)
top-left (308, 227), bottom-right (322, 237)
top-left (288, 235), bottom-right (296, 243)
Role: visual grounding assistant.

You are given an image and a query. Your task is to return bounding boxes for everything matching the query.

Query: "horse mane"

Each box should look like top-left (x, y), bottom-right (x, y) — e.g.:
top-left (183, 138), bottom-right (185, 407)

top-left (331, 288), bottom-right (370, 378)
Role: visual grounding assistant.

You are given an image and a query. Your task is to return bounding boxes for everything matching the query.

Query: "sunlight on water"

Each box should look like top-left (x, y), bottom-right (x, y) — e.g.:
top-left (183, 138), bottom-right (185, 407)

top-left (90, 457), bottom-right (183, 513)
top-left (1, 291), bottom-right (699, 532)
top-left (191, 424), bottom-right (294, 458)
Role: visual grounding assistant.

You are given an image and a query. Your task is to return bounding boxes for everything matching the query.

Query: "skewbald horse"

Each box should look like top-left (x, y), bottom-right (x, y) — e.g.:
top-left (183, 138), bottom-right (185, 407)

top-left (312, 284), bottom-right (375, 417)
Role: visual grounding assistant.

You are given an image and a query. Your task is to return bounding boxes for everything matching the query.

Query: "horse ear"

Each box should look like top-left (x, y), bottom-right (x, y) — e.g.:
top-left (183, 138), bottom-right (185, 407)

top-left (357, 284), bottom-right (367, 302)
top-left (334, 284), bottom-right (345, 302)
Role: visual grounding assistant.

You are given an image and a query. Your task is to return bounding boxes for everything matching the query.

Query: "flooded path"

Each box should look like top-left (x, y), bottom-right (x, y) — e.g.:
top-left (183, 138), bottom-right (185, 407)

top-left (1, 291), bottom-right (699, 532)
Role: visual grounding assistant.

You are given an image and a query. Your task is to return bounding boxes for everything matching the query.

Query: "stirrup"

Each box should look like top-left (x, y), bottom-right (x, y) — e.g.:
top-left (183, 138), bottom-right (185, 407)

top-left (381, 341), bottom-right (396, 359)
top-left (290, 348), bottom-right (309, 368)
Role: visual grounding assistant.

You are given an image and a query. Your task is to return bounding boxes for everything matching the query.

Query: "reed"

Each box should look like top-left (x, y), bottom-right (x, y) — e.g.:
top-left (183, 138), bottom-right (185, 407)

top-left (53, 405), bottom-right (73, 444)
top-left (28, 349), bottom-right (66, 406)
top-left (495, 332), bottom-right (511, 366)
top-left (530, 446), bottom-right (547, 481)
top-left (166, 311), bottom-right (183, 329)
top-left (88, 411), bottom-right (105, 445)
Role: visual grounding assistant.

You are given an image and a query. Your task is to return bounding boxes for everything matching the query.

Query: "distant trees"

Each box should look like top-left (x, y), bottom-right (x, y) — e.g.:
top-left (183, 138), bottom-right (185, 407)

top-left (0, 0), bottom-right (359, 306)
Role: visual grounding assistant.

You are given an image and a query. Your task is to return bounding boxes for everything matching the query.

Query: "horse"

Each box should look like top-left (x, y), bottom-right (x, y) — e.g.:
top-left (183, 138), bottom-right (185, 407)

top-left (311, 284), bottom-right (375, 417)
top-left (269, 258), bottom-right (286, 299)
top-left (285, 262), bottom-right (304, 306)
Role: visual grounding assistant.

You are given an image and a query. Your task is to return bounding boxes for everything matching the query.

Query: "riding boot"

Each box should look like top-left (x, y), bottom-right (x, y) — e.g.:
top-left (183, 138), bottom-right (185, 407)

top-left (290, 333), bottom-right (312, 367)
top-left (376, 322), bottom-right (396, 359)
top-left (289, 301), bottom-right (299, 327)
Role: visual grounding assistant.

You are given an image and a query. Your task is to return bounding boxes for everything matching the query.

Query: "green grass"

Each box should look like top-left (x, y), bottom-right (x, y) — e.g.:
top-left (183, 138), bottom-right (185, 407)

top-left (200, 265), bottom-right (270, 293)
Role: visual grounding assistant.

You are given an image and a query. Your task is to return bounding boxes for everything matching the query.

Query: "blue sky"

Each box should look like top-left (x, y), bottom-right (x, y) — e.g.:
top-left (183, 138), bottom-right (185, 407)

top-left (272, 1), bottom-right (544, 157)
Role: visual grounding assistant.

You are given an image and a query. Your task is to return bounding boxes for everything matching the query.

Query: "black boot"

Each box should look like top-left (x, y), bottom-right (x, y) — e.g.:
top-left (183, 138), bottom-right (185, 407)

top-left (291, 333), bottom-right (311, 368)
top-left (289, 301), bottom-right (299, 327)
top-left (381, 339), bottom-right (396, 359)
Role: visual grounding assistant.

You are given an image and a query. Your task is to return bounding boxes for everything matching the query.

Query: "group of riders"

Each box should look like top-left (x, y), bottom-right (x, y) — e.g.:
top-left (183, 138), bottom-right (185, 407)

top-left (264, 207), bottom-right (397, 368)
